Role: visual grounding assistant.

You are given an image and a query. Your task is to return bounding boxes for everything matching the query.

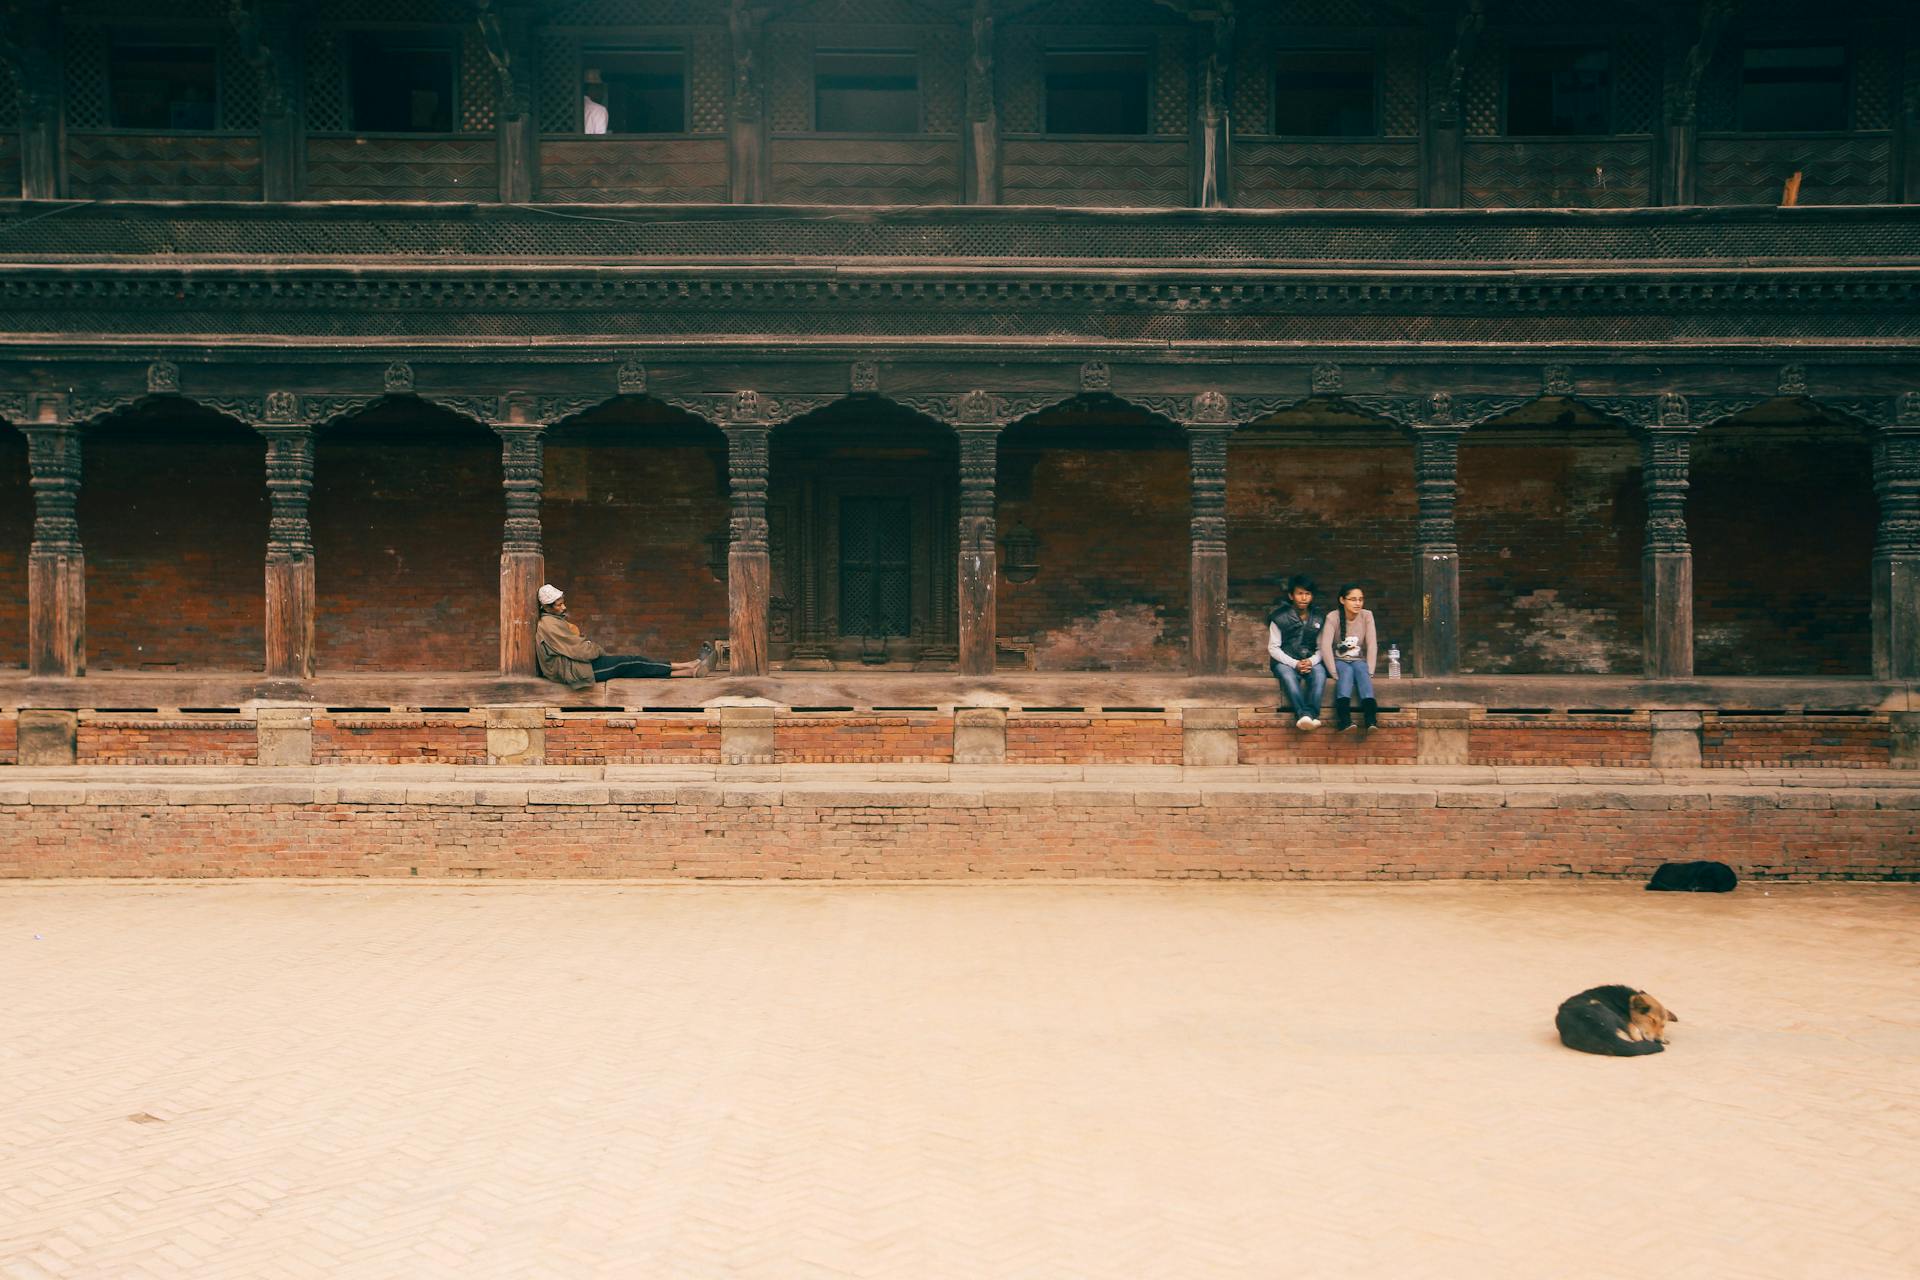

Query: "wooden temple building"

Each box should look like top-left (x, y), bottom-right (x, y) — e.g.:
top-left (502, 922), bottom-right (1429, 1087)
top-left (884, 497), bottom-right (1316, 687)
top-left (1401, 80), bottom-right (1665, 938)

top-left (1, 0), bottom-right (1916, 732)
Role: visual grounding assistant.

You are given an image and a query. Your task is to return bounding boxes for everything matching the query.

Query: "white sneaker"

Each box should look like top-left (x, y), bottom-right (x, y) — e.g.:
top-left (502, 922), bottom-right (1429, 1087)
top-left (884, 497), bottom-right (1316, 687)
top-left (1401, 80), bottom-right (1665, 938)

top-left (1305, 716), bottom-right (1322, 729)
top-left (1296, 716), bottom-right (1315, 730)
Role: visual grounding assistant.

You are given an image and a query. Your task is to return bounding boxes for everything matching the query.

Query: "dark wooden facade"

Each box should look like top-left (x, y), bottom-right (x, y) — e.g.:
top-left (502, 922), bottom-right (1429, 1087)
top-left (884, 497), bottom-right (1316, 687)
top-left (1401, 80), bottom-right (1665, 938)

top-left (1, 0), bottom-right (1917, 689)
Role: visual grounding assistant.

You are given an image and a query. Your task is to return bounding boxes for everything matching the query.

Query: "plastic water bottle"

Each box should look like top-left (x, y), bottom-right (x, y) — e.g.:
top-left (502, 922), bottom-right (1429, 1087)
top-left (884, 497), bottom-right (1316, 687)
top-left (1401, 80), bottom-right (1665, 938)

top-left (1387, 645), bottom-right (1401, 679)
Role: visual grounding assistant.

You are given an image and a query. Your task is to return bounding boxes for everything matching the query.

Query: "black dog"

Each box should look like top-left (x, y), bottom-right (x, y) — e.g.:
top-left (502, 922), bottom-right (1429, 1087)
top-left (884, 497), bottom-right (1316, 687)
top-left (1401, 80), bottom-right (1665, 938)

top-left (1646, 861), bottom-right (1737, 892)
top-left (1555, 985), bottom-right (1677, 1057)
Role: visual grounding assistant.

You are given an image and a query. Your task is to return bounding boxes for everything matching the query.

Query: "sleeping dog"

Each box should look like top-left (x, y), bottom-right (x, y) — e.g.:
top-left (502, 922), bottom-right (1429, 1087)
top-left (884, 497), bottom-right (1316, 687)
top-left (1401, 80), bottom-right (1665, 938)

top-left (1555, 985), bottom-right (1678, 1056)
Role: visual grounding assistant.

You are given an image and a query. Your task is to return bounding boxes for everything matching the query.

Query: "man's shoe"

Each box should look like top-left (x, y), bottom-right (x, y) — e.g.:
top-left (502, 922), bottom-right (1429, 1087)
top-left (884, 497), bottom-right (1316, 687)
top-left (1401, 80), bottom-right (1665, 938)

top-left (693, 641), bottom-right (716, 677)
top-left (1305, 716), bottom-right (1322, 729)
top-left (1295, 716), bottom-right (1314, 731)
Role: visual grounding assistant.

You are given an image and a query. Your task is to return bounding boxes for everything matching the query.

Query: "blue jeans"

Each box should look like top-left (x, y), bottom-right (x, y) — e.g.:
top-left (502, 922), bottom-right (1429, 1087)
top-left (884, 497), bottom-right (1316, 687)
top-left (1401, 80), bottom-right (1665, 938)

top-left (1272, 660), bottom-right (1327, 720)
top-left (1333, 659), bottom-right (1375, 701)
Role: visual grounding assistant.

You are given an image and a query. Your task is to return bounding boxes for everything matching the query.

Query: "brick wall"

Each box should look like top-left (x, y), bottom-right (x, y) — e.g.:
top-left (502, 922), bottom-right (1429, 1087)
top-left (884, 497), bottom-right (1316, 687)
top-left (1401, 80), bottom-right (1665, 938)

top-left (542, 424), bottom-right (729, 659)
top-left (1005, 713), bottom-right (1183, 764)
top-left (313, 716), bottom-right (488, 765)
top-left (1702, 714), bottom-right (1892, 768)
top-left (0, 426), bottom-right (25, 668)
top-left (1691, 423), bottom-right (1874, 676)
top-left (2, 783), bottom-right (1913, 880)
top-left (1469, 716), bottom-right (1652, 767)
top-left (775, 714), bottom-right (955, 763)
top-left (313, 412), bottom-right (501, 671)
top-left (81, 414), bottom-right (267, 670)
top-left (1457, 432), bottom-right (1644, 674)
top-left (997, 425), bottom-right (1190, 670)
top-left (1227, 435), bottom-right (1417, 671)
top-left (546, 715), bottom-right (720, 764)
top-left (0, 714), bottom-right (15, 764)
top-left (76, 718), bottom-right (257, 765)
top-left (1239, 715), bottom-right (1417, 764)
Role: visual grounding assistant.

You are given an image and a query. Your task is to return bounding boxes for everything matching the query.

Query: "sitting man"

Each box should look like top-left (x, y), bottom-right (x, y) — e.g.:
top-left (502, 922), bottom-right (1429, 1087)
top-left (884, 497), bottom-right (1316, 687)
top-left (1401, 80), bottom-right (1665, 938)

top-left (1266, 574), bottom-right (1326, 730)
top-left (534, 584), bottom-right (714, 688)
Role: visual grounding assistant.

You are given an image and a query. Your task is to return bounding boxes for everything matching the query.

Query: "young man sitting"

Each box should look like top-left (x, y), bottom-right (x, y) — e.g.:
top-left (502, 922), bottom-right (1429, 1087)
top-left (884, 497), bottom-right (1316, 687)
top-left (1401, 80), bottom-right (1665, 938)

top-left (534, 584), bottom-right (714, 688)
top-left (1266, 574), bottom-right (1326, 730)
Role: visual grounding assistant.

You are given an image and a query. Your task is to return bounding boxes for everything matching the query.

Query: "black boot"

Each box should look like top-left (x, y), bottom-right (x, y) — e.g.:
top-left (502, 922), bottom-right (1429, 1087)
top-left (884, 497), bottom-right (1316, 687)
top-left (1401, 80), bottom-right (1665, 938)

top-left (1333, 697), bottom-right (1352, 732)
top-left (1360, 697), bottom-right (1379, 732)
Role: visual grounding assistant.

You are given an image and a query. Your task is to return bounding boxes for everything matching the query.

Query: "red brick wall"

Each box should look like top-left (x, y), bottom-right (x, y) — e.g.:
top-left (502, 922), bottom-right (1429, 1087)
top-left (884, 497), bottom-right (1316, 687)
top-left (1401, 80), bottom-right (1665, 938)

top-left (774, 714), bottom-right (955, 763)
top-left (997, 425), bottom-right (1190, 670)
top-left (542, 422), bottom-right (729, 659)
top-left (0, 714), bottom-right (15, 764)
top-left (546, 715), bottom-right (720, 764)
top-left (312, 411), bottom-right (500, 671)
top-left (1457, 432), bottom-right (1644, 674)
top-left (1240, 715), bottom-right (1417, 764)
top-left (81, 414), bottom-right (267, 670)
top-left (1469, 717), bottom-right (1652, 767)
top-left (1226, 434), bottom-right (1417, 672)
top-left (0, 426), bottom-right (26, 668)
top-left (1005, 713), bottom-right (1183, 763)
top-left (1691, 423), bottom-right (1873, 675)
top-left (313, 717), bottom-right (487, 764)
top-left (76, 718), bottom-right (257, 765)
top-left (1701, 714), bottom-right (1892, 768)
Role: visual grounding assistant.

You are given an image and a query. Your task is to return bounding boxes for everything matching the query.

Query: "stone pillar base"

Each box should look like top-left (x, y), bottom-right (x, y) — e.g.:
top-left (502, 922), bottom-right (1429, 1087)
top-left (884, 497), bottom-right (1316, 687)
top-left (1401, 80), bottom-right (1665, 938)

top-left (1414, 703), bottom-right (1473, 766)
top-left (1651, 710), bottom-right (1704, 769)
top-left (1890, 712), bottom-right (1919, 768)
top-left (486, 705), bottom-right (548, 765)
top-left (953, 707), bottom-right (1007, 765)
top-left (1181, 706), bottom-right (1239, 767)
top-left (254, 703), bottom-right (316, 766)
top-left (18, 710), bottom-right (78, 766)
top-left (720, 705), bottom-right (776, 766)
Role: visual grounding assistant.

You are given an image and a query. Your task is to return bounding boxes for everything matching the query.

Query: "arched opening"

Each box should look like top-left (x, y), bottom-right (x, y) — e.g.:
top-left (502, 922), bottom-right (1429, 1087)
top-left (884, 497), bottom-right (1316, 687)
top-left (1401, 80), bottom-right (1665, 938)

top-left (0, 422), bottom-right (27, 668)
top-left (996, 399), bottom-right (1188, 672)
top-left (769, 400), bottom-right (956, 668)
top-left (313, 401), bottom-right (500, 672)
top-left (1227, 403), bottom-right (1416, 673)
top-left (1691, 402), bottom-right (1872, 675)
top-left (1456, 402), bottom-right (1644, 674)
top-left (80, 402), bottom-right (266, 671)
top-left (541, 398), bottom-right (729, 663)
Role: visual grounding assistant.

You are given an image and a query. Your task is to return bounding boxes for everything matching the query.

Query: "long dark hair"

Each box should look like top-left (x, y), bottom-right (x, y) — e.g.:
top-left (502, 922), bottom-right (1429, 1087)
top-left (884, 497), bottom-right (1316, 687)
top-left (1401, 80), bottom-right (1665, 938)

top-left (1334, 582), bottom-right (1363, 644)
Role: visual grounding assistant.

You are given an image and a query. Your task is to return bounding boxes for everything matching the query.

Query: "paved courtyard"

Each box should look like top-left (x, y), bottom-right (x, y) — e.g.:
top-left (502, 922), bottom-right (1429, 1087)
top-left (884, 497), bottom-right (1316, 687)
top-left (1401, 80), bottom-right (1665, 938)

top-left (2, 881), bottom-right (1917, 1279)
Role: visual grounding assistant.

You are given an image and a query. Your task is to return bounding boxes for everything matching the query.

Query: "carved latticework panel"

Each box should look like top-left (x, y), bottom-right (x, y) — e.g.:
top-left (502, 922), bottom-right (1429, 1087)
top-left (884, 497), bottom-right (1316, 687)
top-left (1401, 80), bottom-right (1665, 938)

top-left (1854, 40), bottom-right (1893, 131)
top-left (1615, 31), bottom-right (1658, 135)
top-left (1463, 139), bottom-right (1652, 208)
top-left (998, 29), bottom-right (1042, 134)
top-left (68, 134), bottom-right (263, 200)
top-left (1695, 43), bottom-right (1739, 133)
top-left (63, 16), bottom-right (262, 133)
top-left (1150, 28), bottom-right (1188, 136)
top-left (767, 27), bottom-right (811, 132)
top-left (62, 24), bottom-right (109, 130)
top-left (304, 28), bottom-right (349, 132)
top-left (1381, 34), bottom-right (1420, 138)
top-left (1463, 34), bottom-right (1501, 136)
top-left (459, 26), bottom-right (497, 133)
top-left (1696, 136), bottom-right (1890, 206)
top-left (921, 31), bottom-right (963, 135)
top-left (536, 26), bottom-right (729, 135)
top-left (1235, 142), bottom-right (1420, 208)
top-left (1230, 22), bottom-right (1270, 135)
top-left (690, 30), bottom-right (727, 132)
top-left (535, 31), bottom-right (578, 133)
top-left (0, 61), bottom-right (16, 129)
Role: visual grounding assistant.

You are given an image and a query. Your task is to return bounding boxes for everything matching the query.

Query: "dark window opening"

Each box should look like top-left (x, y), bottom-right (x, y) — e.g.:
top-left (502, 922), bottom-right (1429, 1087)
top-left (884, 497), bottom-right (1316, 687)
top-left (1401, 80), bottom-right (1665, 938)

top-left (839, 497), bottom-right (912, 638)
top-left (1739, 45), bottom-right (1847, 132)
top-left (583, 49), bottom-right (686, 134)
top-left (1273, 48), bottom-right (1375, 136)
top-left (814, 50), bottom-right (919, 133)
top-left (1506, 46), bottom-right (1611, 136)
top-left (109, 42), bottom-right (217, 130)
top-left (349, 35), bottom-right (455, 133)
top-left (1045, 49), bottom-right (1149, 135)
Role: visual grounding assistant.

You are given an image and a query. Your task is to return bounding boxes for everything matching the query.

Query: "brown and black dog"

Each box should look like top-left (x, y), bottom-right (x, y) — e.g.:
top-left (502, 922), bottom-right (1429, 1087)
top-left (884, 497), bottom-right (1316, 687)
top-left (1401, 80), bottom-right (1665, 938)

top-left (1555, 985), bottom-right (1678, 1056)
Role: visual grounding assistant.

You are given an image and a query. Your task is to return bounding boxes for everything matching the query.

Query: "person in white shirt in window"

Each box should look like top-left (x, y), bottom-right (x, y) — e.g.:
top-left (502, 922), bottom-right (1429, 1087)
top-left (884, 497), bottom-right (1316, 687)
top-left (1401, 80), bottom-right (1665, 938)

top-left (583, 68), bottom-right (609, 134)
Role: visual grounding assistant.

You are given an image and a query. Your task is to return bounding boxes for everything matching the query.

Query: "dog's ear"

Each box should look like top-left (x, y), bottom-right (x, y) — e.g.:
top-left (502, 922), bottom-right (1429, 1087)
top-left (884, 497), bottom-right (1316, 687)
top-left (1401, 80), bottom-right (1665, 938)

top-left (1630, 994), bottom-right (1652, 1015)
top-left (1665, 1008), bottom-right (1678, 1022)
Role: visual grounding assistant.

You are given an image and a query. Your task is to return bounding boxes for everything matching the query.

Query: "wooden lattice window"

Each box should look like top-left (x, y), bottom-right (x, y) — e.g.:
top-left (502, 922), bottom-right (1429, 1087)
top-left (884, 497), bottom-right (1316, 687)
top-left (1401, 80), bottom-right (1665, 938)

top-left (814, 49), bottom-right (919, 133)
top-left (1505, 45), bottom-right (1611, 136)
top-left (1044, 49), bottom-right (1150, 136)
top-left (838, 497), bottom-right (912, 639)
top-left (582, 47), bottom-right (688, 134)
top-left (348, 32), bottom-right (456, 133)
top-left (1738, 45), bottom-right (1848, 132)
top-left (108, 41), bottom-right (217, 130)
top-left (1273, 47), bottom-right (1377, 137)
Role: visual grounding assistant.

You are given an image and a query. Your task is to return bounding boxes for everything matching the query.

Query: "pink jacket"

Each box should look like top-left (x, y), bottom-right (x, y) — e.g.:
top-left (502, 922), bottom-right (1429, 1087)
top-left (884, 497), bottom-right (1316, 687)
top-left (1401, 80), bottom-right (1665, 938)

top-left (1319, 608), bottom-right (1377, 674)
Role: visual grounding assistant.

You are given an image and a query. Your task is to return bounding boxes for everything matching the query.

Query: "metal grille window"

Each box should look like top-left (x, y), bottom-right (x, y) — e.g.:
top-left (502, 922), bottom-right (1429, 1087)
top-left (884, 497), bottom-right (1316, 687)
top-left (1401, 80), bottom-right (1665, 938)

top-left (814, 50), bottom-right (919, 133)
top-left (1739, 45), bottom-right (1847, 132)
top-left (109, 41), bottom-right (218, 130)
top-left (583, 48), bottom-right (686, 133)
top-left (1506, 46), bottom-right (1611, 136)
top-left (1044, 49), bottom-right (1149, 135)
top-left (839, 497), bottom-right (912, 639)
top-left (1274, 48), bottom-right (1375, 136)
top-left (349, 34), bottom-right (455, 133)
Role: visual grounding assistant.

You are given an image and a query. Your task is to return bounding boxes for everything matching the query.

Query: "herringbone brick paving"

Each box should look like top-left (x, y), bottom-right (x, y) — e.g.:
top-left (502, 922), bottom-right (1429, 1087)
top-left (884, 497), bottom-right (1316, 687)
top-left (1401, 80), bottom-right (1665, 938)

top-left (2, 883), bottom-right (1916, 1278)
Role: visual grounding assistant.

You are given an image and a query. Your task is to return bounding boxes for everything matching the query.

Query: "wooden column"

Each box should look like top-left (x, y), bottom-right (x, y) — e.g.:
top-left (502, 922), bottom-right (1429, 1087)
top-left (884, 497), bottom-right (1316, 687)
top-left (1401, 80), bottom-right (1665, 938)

top-left (23, 398), bottom-right (82, 677)
top-left (1411, 422), bottom-right (1464, 677)
top-left (724, 424), bottom-right (772, 676)
top-left (233, 0), bottom-right (304, 200)
top-left (1187, 423), bottom-right (1232, 676)
top-left (259, 419), bottom-right (316, 679)
top-left (962, 0), bottom-right (999, 204)
top-left (1871, 406), bottom-right (1920, 680)
top-left (1659, 0), bottom-right (1728, 205)
top-left (1641, 406), bottom-right (1699, 678)
top-left (956, 425), bottom-right (1001, 676)
top-left (7, 5), bottom-right (65, 199)
top-left (726, 1), bottom-right (768, 203)
top-left (1191, 9), bottom-right (1233, 208)
top-left (480, 2), bottom-right (535, 203)
top-left (495, 423), bottom-right (545, 677)
top-left (1422, 2), bottom-right (1482, 208)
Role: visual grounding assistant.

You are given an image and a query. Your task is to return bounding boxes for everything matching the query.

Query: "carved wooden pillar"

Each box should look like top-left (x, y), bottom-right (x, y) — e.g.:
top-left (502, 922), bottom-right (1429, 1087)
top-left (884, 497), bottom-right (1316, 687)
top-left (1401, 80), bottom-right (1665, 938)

top-left (956, 426), bottom-right (1001, 675)
top-left (1660, 0), bottom-right (1727, 205)
top-left (1641, 403), bottom-right (1699, 678)
top-left (495, 423), bottom-right (545, 677)
top-left (1187, 423), bottom-right (1232, 676)
top-left (1872, 403), bottom-right (1920, 679)
top-left (480, 2), bottom-right (535, 203)
top-left (1411, 421), bottom-right (1465, 677)
top-left (232, 0), bottom-right (304, 200)
top-left (726, 1), bottom-right (768, 203)
top-left (259, 416), bottom-right (316, 679)
top-left (962, 0), bottom-right (999, 205)
top-left (724, 424), bottom-right (772, 675)
top-left (23, 397), bottom-right (82, 677)
top-left (1191, 10), bottom-right (1233, 208)
top-left (8, 5), bottom-right (66, 199)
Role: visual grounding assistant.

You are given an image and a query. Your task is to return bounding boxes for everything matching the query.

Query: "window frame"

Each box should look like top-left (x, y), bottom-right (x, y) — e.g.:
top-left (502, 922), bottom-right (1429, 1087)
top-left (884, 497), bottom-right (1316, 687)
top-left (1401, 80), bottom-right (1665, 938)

top-left (1501, 41), bottom-right (1617, 139)
top-left (1734, 41), bottom-right (1853, 135)
top-left (1041, 46), bottom-right (1155, 139)
top-left (1268, 43), bottom-right (1382, 139)
top-left (810, 46), bottom-right (923, 136)
top-left (342, 29), bottom-right (462, 138)
top-left (576, 44), bottom-right (693, 138)
top-left (100, 31), bottom-right (227, 135)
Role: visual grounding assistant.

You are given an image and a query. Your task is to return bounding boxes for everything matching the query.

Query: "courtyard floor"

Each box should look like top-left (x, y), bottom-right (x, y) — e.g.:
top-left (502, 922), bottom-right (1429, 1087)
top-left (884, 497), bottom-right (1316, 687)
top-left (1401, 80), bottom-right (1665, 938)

top-left (2, 881), bottom-right (1917, 1279)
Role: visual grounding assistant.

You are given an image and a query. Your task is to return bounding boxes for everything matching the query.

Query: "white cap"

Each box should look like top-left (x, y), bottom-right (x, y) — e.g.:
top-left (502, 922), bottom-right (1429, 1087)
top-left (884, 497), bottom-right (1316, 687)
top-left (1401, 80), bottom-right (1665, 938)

top-left (537, 584), bottom-right (564, 606)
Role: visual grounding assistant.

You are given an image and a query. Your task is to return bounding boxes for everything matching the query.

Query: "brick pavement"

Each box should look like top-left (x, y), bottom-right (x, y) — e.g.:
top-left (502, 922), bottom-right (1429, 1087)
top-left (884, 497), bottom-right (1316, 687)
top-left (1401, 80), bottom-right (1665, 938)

top-left (2, 882), bottom-right (1918, 1279)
